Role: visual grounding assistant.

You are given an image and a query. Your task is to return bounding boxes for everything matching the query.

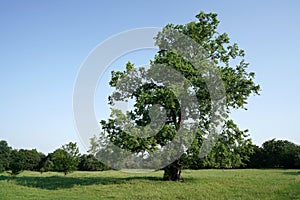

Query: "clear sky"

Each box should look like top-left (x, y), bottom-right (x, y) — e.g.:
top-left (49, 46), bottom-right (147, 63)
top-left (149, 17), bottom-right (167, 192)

top-left (1, 0), bottom-right (300, 153)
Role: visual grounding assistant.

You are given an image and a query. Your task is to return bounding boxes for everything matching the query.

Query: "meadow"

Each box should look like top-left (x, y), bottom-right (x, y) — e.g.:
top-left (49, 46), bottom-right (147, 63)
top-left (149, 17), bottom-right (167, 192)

top-left (0, 169), bottom-right (299, 199)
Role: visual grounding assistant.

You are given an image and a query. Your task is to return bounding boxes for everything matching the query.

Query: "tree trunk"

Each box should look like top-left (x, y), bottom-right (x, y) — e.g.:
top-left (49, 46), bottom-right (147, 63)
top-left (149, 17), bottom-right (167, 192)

top-left (163, 161), bottom-right (184, 181)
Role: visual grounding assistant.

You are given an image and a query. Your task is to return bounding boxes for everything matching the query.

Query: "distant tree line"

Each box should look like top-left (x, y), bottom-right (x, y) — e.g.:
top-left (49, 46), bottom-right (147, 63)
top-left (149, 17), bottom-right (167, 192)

top-left (0, 141), bottom-right (109, 177)
top-left (247, 139), bottom-right (300, 169)
top-left (0, 139), bottom-right (299, 176)
top-left (182, 139), bottom-right (300, 169)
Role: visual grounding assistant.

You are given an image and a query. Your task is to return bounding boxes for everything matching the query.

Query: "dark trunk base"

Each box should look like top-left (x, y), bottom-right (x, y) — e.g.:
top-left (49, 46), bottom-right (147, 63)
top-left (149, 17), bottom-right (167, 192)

top-left (163, 162), bottom-right (184, 181)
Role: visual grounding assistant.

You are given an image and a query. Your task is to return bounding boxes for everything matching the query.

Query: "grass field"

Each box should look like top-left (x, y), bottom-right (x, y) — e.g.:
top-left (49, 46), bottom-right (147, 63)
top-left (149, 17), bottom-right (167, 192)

top-left (0, 169), bottom-right (299, 199)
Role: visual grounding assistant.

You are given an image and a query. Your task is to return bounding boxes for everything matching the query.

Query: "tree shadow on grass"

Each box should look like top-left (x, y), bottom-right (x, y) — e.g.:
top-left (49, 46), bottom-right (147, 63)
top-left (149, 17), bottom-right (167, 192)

top-left (281, 171), bottom-right (300, 176)
top-left (0, 175), bottom-right (162, 190)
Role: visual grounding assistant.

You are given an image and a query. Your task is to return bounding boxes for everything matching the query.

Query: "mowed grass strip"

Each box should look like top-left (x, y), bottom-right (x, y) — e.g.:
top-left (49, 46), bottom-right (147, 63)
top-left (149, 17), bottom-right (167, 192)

top-left (0, 169), bottom-right (299, 199)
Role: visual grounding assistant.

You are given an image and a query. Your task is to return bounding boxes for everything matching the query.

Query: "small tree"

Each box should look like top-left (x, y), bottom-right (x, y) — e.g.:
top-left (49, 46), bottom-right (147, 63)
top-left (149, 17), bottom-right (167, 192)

top-left (52, 142), bottom-right (80, 175)
top-left (38, 154), bottom-right (54, 173)
top-left (19, 149), bottom-right (45, 171)
top-left (8, 150), bottom-right (26, 177)
top-left (78, 154), bottom-right (109, 171)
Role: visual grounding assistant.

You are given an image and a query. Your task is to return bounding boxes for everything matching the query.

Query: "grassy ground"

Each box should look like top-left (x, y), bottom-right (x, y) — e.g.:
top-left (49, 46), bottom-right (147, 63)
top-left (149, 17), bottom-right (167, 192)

top-left (0, 169), bottom-right (299, 199)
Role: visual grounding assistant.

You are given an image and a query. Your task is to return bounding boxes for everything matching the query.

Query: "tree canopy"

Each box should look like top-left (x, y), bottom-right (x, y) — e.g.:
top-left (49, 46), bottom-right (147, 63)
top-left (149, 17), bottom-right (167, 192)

top-left (0, 140), bottom-right (12, 172)
top-left (249, 139), bottom-right (300, 169)
top-left (51, 142), bottom-right (80, 175)
top-left (96, 11), bottom-right (260, 180)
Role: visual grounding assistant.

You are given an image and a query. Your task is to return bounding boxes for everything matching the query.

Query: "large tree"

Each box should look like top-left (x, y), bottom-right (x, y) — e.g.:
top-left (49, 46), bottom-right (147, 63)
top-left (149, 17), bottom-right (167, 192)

top-left (98, 11), bottom-right (260, 180)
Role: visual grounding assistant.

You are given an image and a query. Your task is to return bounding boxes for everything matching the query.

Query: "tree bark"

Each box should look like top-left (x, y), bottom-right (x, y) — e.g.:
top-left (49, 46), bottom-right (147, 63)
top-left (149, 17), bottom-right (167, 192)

top-left (163, 160), bottom-right (184, 181)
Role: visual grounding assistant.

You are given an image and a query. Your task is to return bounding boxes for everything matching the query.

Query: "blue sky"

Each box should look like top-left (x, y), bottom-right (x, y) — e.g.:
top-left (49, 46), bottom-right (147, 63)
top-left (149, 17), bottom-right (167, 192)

top-left (1, 0), bottom-right (300, 153)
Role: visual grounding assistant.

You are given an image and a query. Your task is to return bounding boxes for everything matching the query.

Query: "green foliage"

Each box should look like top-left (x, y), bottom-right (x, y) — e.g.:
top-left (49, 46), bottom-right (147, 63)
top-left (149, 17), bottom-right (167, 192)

top-left (99, 11), bottom-right (260, 176)
top-left (0, 140), bottom-right (12, 172)
top-left (78, 154), bottom-right (109, 171)
top-left (38, 154), bottom-right (54, 173)
top-left (1, 137), bottom-right (299, 176)
top-left (200, 120), bottom-right (254, 169)
top-left (8, 149), bottom-right (26, 177)
top-left (250, 139), bottom-right (300, 168)
top-left (51, 142), bottom-right (80, 175)
top-left (295, 154), bottom-right (300, 168)
top-left (18, 149), bottom-right (45, 171)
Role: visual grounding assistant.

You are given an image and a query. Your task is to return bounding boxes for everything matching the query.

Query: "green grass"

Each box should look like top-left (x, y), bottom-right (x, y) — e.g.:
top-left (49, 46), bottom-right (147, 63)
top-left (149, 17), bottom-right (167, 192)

top-left (0, 169), bottom-right (299, 199)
